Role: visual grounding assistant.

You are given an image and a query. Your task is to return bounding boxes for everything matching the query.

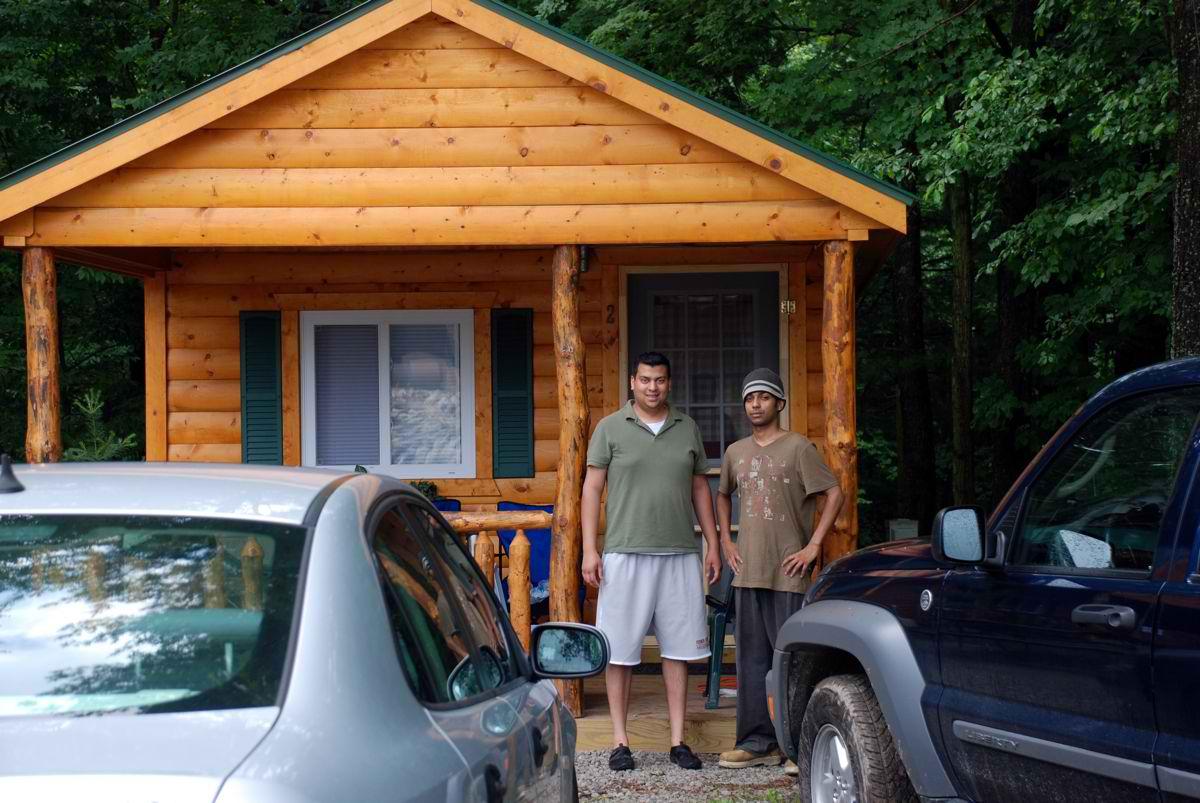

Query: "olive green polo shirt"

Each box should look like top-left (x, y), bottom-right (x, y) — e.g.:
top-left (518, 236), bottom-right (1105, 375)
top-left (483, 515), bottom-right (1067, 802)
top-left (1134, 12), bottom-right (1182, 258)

top-left (586, 401), bottom-right (708, 554)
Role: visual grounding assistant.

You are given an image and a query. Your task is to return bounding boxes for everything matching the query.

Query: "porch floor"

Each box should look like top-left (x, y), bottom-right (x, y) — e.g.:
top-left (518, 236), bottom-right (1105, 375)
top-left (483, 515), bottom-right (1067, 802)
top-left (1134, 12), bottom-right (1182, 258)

top-left (574, 636), bottom-right (739, 753)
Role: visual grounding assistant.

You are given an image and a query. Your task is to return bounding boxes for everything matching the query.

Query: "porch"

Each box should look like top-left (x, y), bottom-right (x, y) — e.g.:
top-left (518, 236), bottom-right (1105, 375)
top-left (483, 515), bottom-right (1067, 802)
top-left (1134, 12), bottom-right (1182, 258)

top-left (575, 638), bottom-right (739, 752)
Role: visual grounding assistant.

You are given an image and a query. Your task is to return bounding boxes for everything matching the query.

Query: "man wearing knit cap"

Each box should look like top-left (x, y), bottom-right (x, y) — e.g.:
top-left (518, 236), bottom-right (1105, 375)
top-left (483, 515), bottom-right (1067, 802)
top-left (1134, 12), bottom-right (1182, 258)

top-left (716, 368), bottom-right (844, 773)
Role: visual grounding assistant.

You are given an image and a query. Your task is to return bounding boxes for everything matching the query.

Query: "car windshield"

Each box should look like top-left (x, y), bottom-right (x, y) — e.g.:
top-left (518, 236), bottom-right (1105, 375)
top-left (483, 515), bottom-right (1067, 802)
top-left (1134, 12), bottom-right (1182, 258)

top-left (0, 514), bottom-right (306, 717)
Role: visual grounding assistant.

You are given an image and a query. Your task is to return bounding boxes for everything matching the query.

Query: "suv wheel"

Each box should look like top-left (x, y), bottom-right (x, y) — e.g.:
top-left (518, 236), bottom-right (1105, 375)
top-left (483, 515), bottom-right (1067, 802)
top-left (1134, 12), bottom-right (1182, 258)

top-left (797, 674), bottom-right (916, 803)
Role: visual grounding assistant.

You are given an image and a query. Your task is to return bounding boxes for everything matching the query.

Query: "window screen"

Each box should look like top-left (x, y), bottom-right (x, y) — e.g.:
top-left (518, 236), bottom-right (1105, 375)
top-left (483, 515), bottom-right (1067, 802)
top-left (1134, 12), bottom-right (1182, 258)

top-left (653, 291), bottom-right (758, 459)
top-left (628, 272), bottom-right (779, 463)
top-left (313, 324), bottom-right (379, 466)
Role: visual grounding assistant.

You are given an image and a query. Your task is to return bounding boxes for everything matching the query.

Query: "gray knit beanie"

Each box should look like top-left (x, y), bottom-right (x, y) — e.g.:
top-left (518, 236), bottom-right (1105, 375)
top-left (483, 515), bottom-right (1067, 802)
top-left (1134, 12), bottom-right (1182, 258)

top-left (741, 368), bottom-right (786, 402)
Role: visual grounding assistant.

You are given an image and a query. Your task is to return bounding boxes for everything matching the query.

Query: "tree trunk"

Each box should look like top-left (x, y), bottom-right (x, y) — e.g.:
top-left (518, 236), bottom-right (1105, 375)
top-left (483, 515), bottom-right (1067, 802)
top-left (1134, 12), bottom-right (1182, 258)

top-left (994, 161), bottom-right (1037, 501)
top-left (23, 247), bottom-right (61, 463)
top-left (822, 241), bottom-right (858, 560)
top-left (948, 178), bottom-right (976, 506)
top-left (991, 0), bottom-right (1040, 503)
top-left (1173, 0), bottom-right (1200, 357)
top-left (893, 204), bottom-right (937, 532)
top-left (550, 244), bottom-right (587, 717)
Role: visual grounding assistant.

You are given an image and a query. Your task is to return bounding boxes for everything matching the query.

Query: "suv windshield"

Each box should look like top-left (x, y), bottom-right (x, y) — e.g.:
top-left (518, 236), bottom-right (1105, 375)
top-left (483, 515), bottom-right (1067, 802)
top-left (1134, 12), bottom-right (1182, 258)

top-left (0, 515), bottom-right (306, 717)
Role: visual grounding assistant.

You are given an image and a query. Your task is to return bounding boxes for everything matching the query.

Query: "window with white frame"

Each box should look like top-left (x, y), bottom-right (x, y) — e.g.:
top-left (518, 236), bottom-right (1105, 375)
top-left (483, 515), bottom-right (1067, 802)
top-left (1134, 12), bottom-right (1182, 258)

top-left (300, 310), bottom-right (476, 478)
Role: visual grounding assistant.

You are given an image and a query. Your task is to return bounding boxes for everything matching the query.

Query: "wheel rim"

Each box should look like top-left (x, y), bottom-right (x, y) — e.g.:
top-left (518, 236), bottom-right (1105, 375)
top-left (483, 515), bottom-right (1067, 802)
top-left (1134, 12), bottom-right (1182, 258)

top-left (809, 723), bottom-right (858, 803)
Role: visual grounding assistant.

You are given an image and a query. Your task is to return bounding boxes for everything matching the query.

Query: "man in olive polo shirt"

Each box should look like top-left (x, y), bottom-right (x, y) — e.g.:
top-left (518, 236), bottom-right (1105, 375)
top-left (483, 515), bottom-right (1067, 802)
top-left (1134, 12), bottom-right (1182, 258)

top-left (581, 351), bottom-right (721, 773)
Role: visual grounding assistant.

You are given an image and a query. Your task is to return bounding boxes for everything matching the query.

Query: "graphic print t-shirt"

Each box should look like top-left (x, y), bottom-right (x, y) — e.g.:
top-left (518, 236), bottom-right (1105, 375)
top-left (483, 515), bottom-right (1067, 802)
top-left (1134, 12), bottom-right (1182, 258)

top-left (719, 432), bottom-right (838, 593)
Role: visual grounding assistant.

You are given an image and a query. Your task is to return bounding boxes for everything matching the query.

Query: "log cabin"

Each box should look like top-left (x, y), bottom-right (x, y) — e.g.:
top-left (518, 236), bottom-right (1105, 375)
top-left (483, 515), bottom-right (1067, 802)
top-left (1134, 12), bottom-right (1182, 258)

top-left (2, 0), bottom-right (911, 717)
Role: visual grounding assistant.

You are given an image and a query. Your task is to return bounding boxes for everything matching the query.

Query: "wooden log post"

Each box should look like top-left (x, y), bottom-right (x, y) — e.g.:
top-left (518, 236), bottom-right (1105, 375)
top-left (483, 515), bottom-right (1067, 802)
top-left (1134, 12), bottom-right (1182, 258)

top-left (31, 550), bottom-right (45, 593)
top-left (241, 537), bottom-right (264, 611)
top-left (550, 243), bottom-right (587, 717)
top-left (22, 247), bottom-right (62, 463)
top-left (821, 241), bottom-right (859, 563)
top-left (85, 550), bottom-right (106, 603)
top-left (127, 557), bottom-right (149, 600)
top-left (205, 544), bottom-right (228, 608)
top-left (446, 511), bottom-right (553, 534)
top-left (474, 534), bottom-right (496, 590)
top-left (509, 529), bottom-right (532, 652)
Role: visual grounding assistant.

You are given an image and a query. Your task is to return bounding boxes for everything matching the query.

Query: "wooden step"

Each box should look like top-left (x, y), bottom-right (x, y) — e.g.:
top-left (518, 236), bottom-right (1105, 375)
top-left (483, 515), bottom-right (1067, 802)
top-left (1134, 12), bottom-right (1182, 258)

top-left (640, 634), bottom-right (736, 664)
top-left (574, 674), bottom-right (738, 753)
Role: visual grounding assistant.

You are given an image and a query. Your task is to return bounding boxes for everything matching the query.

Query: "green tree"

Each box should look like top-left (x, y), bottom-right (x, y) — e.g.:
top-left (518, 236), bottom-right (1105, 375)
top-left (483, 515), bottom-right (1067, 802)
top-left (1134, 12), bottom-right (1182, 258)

top-left (0, 0), bottom-right (1185, 541)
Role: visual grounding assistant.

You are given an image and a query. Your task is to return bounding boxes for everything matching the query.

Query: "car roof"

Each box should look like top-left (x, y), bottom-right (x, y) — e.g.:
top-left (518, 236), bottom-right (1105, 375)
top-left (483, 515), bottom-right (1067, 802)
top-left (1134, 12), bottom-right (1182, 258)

top-left (1087, 357), bottom-right (1200, 413)
top-left (0, 462), bottom-right (366, 526)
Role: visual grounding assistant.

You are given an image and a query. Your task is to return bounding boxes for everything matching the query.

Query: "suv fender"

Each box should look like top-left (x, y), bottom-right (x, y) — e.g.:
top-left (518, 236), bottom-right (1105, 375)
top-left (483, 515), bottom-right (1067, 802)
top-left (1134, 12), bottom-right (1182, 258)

top-left (768, 599), bottom-right (958, 799)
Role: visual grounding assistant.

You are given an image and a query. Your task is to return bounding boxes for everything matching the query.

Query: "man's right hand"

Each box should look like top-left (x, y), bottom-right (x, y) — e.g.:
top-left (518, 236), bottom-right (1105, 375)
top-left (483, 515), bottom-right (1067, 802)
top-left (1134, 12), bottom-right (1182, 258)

top-left (721, 539), bottom-right (743, 575)
top-left (582, 549), bottom-right (604, 588)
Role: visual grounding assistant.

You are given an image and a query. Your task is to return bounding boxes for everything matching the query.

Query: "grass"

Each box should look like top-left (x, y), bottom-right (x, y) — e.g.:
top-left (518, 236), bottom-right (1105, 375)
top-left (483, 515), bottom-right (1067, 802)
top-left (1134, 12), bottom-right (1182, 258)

top-left (706, 791), bottom-right (800, 803)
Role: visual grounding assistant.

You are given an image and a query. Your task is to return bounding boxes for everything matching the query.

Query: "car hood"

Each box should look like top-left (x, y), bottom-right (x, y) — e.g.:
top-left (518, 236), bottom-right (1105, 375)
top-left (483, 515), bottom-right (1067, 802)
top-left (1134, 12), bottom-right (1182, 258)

top-left (824, 538), bottom-right (939, 574)
top-left (0, 707), bottom-right (278, 802)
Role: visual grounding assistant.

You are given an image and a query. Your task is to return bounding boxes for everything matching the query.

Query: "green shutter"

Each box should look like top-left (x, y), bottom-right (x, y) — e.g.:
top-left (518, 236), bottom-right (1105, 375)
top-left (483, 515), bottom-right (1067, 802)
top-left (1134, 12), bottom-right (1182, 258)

top-left (240, 311), bottom-right (283, 465)
top-left (492, 309), bottom-right (534, 478)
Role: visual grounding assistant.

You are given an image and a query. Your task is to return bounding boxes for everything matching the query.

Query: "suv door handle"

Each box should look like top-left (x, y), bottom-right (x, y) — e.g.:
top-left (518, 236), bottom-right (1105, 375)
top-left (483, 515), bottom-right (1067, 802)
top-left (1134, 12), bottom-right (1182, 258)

top-left (1071, 604), bottom-right (1136, 631)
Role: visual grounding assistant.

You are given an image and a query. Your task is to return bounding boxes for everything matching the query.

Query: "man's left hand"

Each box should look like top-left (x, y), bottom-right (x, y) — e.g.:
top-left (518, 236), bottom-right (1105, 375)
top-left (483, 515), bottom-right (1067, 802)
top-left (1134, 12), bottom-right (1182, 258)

top-left (704, 548), bottom-right (722, 585)
top-left (781, 542), bottom-right (822, 578)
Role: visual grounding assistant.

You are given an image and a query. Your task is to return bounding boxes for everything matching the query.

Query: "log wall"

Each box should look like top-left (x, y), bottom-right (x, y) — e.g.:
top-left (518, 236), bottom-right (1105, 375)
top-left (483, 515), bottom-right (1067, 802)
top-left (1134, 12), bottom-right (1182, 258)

top-left (29, 15), bottom-right (879, 247)
top-left (164, 247), bottom-right (601, 507)
top-left (161, 244), bottom-right (828, 512)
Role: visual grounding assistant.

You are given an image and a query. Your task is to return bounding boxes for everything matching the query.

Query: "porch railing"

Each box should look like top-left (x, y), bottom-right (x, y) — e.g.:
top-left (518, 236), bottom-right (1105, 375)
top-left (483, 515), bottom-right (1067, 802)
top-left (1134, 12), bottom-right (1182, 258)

top-left (447, 510), bottom-right (553, 652)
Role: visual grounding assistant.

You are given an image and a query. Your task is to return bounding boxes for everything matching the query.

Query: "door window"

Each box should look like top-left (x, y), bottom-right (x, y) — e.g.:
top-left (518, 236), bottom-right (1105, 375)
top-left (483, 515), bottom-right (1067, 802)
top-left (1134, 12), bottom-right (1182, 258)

top-left (628, 272), bottom-right (780, 462)
top-left (1013, 387), bottom-right (1200, 573)
top-left (372, 506), bottom-right (489, 704)
top-left (405, 504), bottom-right (521, 687)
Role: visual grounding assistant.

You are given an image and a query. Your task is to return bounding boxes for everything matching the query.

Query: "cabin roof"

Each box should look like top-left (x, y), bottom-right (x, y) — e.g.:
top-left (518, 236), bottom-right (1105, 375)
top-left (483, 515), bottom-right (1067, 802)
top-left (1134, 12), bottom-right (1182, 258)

top-left (0, 0), bottom-right (913, 232)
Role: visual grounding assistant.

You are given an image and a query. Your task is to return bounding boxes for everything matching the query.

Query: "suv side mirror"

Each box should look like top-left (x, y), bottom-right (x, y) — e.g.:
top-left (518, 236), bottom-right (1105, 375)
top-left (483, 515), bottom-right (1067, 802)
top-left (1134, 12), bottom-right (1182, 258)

top-left (931, 506), bottom-right (985, 564)
top-left (529, 623), bottom-right (609, 679)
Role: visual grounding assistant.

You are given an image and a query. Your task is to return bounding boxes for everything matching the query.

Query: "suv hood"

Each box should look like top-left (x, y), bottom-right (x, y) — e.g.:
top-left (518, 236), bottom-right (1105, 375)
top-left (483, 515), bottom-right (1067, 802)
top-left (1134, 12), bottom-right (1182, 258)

top-left (824, 538), bottom-right (939, 574)
top-left (0, 707), bottom-right (278, 802)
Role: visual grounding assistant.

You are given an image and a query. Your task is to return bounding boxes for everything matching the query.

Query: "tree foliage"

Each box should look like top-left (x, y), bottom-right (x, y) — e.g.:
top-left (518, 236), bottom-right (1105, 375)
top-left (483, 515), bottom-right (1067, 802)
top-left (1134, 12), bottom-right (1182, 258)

top-left (512, 0), bottom-right (1181, 532)
top-left (0, 0), bottom-right (1186, 537)
top-left (0, 0), bottom-right (362, 459)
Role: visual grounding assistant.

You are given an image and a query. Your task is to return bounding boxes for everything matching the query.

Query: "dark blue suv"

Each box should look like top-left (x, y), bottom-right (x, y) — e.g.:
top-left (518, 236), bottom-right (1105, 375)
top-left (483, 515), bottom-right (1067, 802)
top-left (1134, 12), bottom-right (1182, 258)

top-left (767, 358), bottom-right (1200, 803)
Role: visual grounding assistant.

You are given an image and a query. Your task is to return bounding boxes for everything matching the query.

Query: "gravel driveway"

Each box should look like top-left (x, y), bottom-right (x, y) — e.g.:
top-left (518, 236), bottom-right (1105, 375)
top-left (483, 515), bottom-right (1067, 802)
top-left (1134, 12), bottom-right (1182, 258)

top-left (576, 750), bottom-right (801, 802)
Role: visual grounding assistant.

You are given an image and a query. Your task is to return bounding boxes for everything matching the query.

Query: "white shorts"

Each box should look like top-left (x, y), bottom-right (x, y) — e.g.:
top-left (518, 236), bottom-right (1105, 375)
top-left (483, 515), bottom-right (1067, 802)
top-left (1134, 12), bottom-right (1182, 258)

top-left (595, 552), bottom-right (711, 665)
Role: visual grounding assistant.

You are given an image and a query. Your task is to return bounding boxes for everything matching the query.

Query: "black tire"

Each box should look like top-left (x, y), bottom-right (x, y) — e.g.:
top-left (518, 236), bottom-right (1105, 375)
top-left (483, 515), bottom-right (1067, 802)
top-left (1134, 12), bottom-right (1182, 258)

top-left (797, 674), bottom-right (917, 803)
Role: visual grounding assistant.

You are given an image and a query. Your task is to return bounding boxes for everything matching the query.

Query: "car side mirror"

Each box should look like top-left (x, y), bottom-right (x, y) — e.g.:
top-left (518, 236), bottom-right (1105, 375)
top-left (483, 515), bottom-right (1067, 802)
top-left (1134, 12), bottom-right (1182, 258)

top-left (931, 506), bottom-right (985, 564)
top-left (447, 646), bottom-right (505, 701)
top-left (529, 623), bottom-right (608, 679)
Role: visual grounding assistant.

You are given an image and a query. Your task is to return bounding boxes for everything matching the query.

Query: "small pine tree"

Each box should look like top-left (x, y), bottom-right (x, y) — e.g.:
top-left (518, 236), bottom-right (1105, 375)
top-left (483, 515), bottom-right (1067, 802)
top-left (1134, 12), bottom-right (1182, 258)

top-left (62, 389), bottom-right (139, 462)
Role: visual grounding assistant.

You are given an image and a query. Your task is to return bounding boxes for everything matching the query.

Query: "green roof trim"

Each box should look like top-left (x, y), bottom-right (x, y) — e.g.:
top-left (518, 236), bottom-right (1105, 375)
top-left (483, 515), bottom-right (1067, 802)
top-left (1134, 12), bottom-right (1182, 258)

top-left (1, 0), bottom-right (915, 211)
top-left (0, 0), bottom-right (393, 193)
top-left (474, 0), bottom-right (915, 207)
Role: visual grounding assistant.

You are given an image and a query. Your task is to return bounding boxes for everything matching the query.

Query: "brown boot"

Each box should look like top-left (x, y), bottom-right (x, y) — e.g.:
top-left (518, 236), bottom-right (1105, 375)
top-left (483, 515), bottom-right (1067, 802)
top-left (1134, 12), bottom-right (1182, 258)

top-left (718, 747), bottom-right (783, 769)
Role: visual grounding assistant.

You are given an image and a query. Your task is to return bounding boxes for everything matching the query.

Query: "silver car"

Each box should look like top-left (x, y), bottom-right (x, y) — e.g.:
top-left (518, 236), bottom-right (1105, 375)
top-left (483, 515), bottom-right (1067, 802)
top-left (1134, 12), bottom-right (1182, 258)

top-left (0, 463), bottom-right (606, 802)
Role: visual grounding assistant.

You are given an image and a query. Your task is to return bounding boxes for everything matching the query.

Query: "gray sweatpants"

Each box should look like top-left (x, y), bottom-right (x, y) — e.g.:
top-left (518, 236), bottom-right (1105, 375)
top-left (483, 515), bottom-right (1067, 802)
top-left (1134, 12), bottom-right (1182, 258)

top-left (734, 586), bottom-right (805, 754)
